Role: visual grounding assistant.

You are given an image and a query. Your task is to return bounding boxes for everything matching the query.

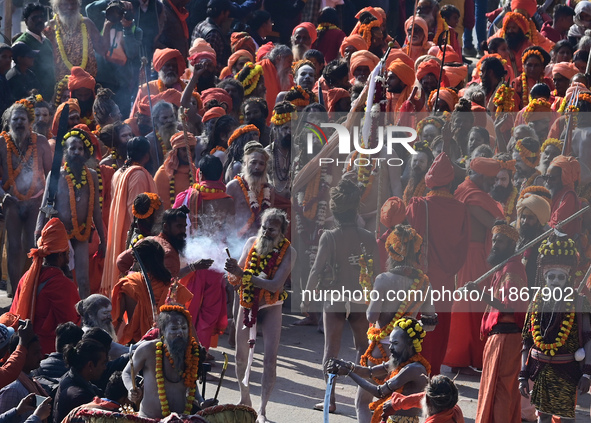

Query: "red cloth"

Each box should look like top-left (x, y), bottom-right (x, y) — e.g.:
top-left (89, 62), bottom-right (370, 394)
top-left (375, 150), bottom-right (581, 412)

top-left (256, 42), bottom-right (274, 62)
top-left (425, 153), bottom-right (455, 189)
top-left (541, 22), bottom-right (567, 43)
top-left (444, 180), bottom-right (503, 369)
top-left (380, 197), bottom-right (406, 229)
top-left (11, 267), bottom-right (80, 354)
top-left (173, 181), bottom-right (231, 235)
top-left (180, 269), bottom-right (228, 350)
top-left (325, 88), bottom-right (350, 115)
top-left (68, 67), bottom-right (95, 92)
top-left (258, 58), bottom-right (293, 122)
top-left (314, 28), bottom-right (346, 63)
top-left (231, 32), bottom-right (257, 57)
top-left (470, 157), bottom-right (503, 177)
top-left (511, 0), bottom-right (537, 17)
top-left (426, 406), bottom-right (465, 423)
top-left (388, 392), bottom-right (464, 423)
top-left (201, 88), bottom-right (232, 113)
top-left (407, 194), bottom-right (470, 374)
top-left (480, 256), bottom-right (527, 337)
top-left (0, 345), bottom-right (27, 389)
top-left (202, 106), bottom-right (226, 123)
top-left (549, 186), bottom-right (581, 238)
top-left (350, 50), bottom-right (379, 76)
top-left (417, 59), bottom-right (444, 82)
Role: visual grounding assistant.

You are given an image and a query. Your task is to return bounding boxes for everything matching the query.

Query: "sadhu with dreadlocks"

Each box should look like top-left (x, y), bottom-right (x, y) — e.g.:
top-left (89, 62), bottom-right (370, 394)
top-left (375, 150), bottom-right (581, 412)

top-left (36, 127), bottom-right (105, 299)
top-left (328, 316), bottom-right (431, 423)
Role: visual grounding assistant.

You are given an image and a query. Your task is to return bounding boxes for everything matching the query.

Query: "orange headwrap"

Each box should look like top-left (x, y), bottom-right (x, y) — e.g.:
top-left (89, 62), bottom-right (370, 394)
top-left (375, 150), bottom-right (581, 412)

top-left (189, 51), bottom-right (217, 68)
top-left (428, 45), bottom-right (462, 63)
top-left (502, 12), bottom-right (529, 35)
top-left (220, 49), bottom-right (254, 80)
top-left (355, 7), bottom-right (383, 24)
top-left (511, 0), bottom-right (537, 18)
top-left (293, 22), bottom-right (317, 45)
top-left (164, 132), bottom-right (197, 177)
top-left (380, 197), bottom-right (406, 228)
top-left (387, 58), bottom-right (415, 88)
top-left (350, 50), bottom-right (379, 76)
top-left (497, 159), bottom-right (517, 172)
top-left (425, 152), bottom-right (455, 189)
top-left (386, 49), bottom-right (414, 69)
top-left (68, 66), bottom-right (95, 92)
top-left (74, 123), bottom-right (101, 160)
top-left (188, 38), bottom-right (217, 68)
top-left (151, 89), bottom-right (182, 108)
top-left (550, 155), bottom-right (580, 188)
top-left (153, 48), bottom-right (186, 75)
top-left (339, 35), bottom-right (368, 58)
top-left (230, 32), bottom-right (257, 56)
top-left (11, 218), bottom-right (69, 321)
top-left (470, 157), bottom-right (503, 177)
top-left (326, 88), bottom-right (351, 114)
top-left (417, 59), bottom-right (443, 82)
top-left (138, 97), bottom-right (151, 116)
top-left (256, 42), bottom-right (274, 62)
top-left (405, 16), bottom-right (430, 50)
top-left (201, 88), bottom-right (233, 113)
top-left (492, 223), bottom-right (520, 242)
top-left (552, 62), bottom-right (579, 80)
top-left (444, 65), bottom-right (468, 87)
top-left (52, 99), bottom-right (80, 137)
top-left (429, 88), bottom-right (458, 111)
top-left (202, 106), bottom-right (225, 123)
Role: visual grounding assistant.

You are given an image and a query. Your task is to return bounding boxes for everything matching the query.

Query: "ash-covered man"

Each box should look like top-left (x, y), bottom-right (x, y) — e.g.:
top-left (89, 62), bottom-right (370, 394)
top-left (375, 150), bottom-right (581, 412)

top-left (225, 208), bottom-right (296, 423)
top-left (123, 304), bottom-right (217, 418)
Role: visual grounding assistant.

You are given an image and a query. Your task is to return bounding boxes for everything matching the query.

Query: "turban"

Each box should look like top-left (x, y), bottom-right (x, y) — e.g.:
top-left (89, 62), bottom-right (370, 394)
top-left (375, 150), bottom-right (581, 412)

top-left (433, 88), bottom-right (458, 111)
top-left (68, 66), bottom-right (95, 92)
top-left (470, 157), bottom-right (502, 177)
top-left (552, 62), bottom-right (579, 80)
top-left (202, 106), bottom-right (225, 123)
top-left (387, 58), bottom-right (415, 88)
top-left (355, 7), bottom-right (383, 24)
top-left (517, 193), bottom-right (552, 227)
top-left (417, 59), bottom-right (442, 82)
top-left (380, 197), bottom-right (406, 228)
top-left (293, 22), bottom-right (317, 45)
top-left (550, 155), bottom-right (580, 188)
top-left (503, 12), bottom-right (529, 35)
top-left (138, 97), bottom-right (151, 116)
top-left (10, 218), bottom-right (69, 320)
top-left (151, 89), bottom-right (182, 108)
top-left (444, 65), bottom-right (468, 87)
top-left (405, 17), bottom-right (430, 50)
top-left (339, 35), bottom-right (368, 58)
top-left (52, 99), bottom-right (80, 138)
top-left (153, 48), bottom-right (186, 75)
top-left (201, 88), bottom-right (233, 113)
top-left (326, 88), bottom-right (350, 114)
top-left (188, 38), bottom-right (217, 69)
top-left (256, 42), bottom-right (274, 62)
top-left (428, 45), bottom-right (462, 63)
top-left (386, 49), bottom-right (414, 69)
top-left (220, 49), bottom-right (254, 79)
top-left (350, 50), bottom-right (379, 76)
top-left (164, 132), bottom-right (197, 178)
top-left (230, 32), bottom-right (257, 56)
top-left (511, 0), bottom-right (537, 17)
top-left (425, 152), bottom-right (454, 189)
top-left (492, 223), bottom-right (520, 242)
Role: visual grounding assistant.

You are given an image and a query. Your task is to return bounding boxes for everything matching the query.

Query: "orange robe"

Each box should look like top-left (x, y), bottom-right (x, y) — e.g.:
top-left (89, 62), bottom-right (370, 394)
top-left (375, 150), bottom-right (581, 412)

top-left (154, 164), bottom-right (194, 210)
top-left (111, 272), bottom-right (192, 345)
top-left (549, 186), bottom-right (581, 238)
top-left (258, 59), bottom-right (293, 123)
top-left (406, 194), bottom-right (470, 375)
top-left (444, 179), bottom-right (503, 369)
top-left (116, 234), bottom-right (181, 278)
top-left (100, 165), bottom-right (157, 297)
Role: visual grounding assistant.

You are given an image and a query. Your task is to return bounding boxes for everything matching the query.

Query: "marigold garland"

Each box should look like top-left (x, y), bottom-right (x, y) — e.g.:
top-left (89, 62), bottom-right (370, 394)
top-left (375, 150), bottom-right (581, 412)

top-left (192, 183), bottom-right (225, 194)
top-left (427, 88), bottom-right (458, 112)
top-left (523, 98), bottom-right (552, 123)
top-left (541, 138), bottom-right (563, 153)
top-left (317, 23), bottom-right (338, 32)
top-left (210, 146), bottom-right (226, 155)
top-left (515, 139), bottom-right (540, 168)
top-left (155, 337), bottom-right (199, 416)
top-left (97, 167), bottom-right (103, 208)
top-left (53, 76), bottom-right (69, 109)
top-left (520, 71), bottom-right (542, 106)
top-left (157, 78), bottom-right (186, 93)
top-left (503, 186), bottom-right (518, 223)
top-left (156, 132), bottom-right (168, 157)
top-left (271, 110), bottom-right (297, 126)
top-left (426, 189), bottom-right (453, 199)
top-left (64, 165), bottom-right (94, 241)
top-left (385, 227), bottom-right (423, 263)
top-left (358, 19), bottom-right (380, 47)
top-left (169, 171), bottom-right (194, 207)
top-left (493, 83), bottom-right (515, 117)
top-left (403, 179), bottom-right (426, 206)
top-left (529, 293), bottom-right (574, 356)
top-left (2, 132), bottom-right (40, 201)
top-left (132, 192), bottom-right (161, 219)
top-left (15, 99), bottom-right (34, 122)
top-left (235, 175), bottom-right (271, 236)
top-left (227, 124), bottom-right (259, 147)
top-left (54, 14), bottom-right (89, 70)
top-left (236, 62), bottom-right (263, 95)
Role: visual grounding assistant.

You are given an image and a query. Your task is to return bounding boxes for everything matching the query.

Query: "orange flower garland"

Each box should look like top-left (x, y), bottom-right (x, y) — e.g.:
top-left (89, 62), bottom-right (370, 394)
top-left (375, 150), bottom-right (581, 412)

top-left (541, 138), bottom-right (563, 153)
top-left (65, 165), bottom-right (95, 241)
top-left (426, 189), bottom-right (453, 199)
top-left (403, 179), bottom-right (426, 206)
top-left (359, 19), bottom-right (380, 46)
top-left (132, 192), bottom-right (161, 219)
top-left (235, 175), bottom-right (271, 237)
top-left (515, 139), bottom-right (540, 168)
top-left (504, 186), bottom-right (518, 223)
top-left (493, 83), bottom-right (516, 117)
top-left (15, 99), bottom-right (34, 122)
top-left (227, 124), bottom-right (259, 147)
top-left (523, 98), bottom-right (552, 123)
top-left (157, 78), bottom-right (186, 93)
top-left (2, 132), bottom-right (40, 201)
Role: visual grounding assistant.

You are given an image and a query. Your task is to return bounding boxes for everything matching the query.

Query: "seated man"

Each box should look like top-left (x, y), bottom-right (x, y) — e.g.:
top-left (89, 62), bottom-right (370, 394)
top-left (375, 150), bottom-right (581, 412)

top-left (123, 304), bottom-right (217, 418)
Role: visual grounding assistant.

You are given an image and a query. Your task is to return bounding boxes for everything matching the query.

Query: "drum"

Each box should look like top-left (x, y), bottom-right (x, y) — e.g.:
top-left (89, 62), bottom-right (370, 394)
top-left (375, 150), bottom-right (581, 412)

top-left (196, 404), bottom-right (257, 423)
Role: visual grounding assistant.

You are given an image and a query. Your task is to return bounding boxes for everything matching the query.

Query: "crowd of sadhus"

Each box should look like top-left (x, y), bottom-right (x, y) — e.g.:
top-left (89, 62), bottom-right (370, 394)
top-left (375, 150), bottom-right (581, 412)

top-left (1, 0), bottom-right (591, 421)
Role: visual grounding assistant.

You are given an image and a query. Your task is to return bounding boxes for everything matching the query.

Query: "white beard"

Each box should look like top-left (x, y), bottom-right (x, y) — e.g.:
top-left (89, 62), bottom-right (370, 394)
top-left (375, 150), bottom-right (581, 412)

top-left (58, 10), bottom-right (81, 30)
top-left (243, 170), bottom-right (268, 197)
top-left (159, 70), bottom-right (179, 87)
top-left (158, 122), bottom-right (178, 145)
top-left (255, 233), bottom-right (281, 257)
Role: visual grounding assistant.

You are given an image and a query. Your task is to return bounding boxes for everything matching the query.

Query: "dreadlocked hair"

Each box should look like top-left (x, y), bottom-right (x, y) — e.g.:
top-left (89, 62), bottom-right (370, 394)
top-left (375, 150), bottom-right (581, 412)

top-left (133, 238), bottom-right (172, 284)
top-left (27, 90), bottom-right (51, 110)
top-left (93, 88), bottom-right (118, 126)
top-left (426, 375), bottom-right (459, 415)
top-left (53, 75), bottom-right (70, 110)
top-left (329, 178), bottom-right (360, 224)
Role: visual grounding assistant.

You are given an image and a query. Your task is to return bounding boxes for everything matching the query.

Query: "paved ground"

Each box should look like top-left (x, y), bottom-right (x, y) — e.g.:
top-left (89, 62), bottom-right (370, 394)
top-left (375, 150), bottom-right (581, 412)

top-left (0, 286), bottom-right (588, 422)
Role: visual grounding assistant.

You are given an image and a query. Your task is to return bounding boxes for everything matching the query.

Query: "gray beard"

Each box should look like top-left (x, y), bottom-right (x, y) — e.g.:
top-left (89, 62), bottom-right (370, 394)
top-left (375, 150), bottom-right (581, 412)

top-left (159, 72), bottom-right (178, 87)
top-left (255, 234), bottom-right (280, 257)
top-left (243, 171), bottom-right (267, 197)
top-left (85, 317), bottom-right (118, 341)
top-left (58, 11), bottom-right (81, 30)
top-left (166, 338), bottom-right (187, 368)
top-left (10, 127), bottom-right (30, 143)
top-left (292, 44), bottom-right (309, 61)
top-left (158, 123), bottom-right (178, 145)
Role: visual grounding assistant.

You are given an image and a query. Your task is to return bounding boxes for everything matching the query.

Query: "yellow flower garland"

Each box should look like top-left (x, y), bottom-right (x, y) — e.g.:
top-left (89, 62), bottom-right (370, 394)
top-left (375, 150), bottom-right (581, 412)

top-left (155, 340), bottom-right (197, 416)
top-left (54, 14), bottom-right (89, 70)
top-left (530, 294), bottom-right (574, 356)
